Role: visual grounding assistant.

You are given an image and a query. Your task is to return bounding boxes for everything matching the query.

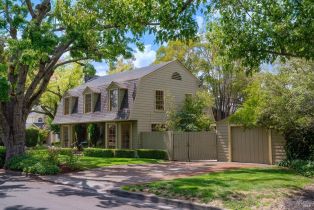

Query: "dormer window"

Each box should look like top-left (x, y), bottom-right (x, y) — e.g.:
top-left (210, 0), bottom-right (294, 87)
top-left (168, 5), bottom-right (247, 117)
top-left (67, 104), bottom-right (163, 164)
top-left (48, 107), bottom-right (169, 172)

top-left (72, 97), bottom-right (78, 113)
top-left (94, 93), bottom-right (101, 112)
top-left (171, 72), bottom-right (182, 80)
top-left (84, 93), bottom-right (92, 113)
top-left (109, 89), bottom-right (118, 111)
top-left (64, 97), bottom-right (70, 115)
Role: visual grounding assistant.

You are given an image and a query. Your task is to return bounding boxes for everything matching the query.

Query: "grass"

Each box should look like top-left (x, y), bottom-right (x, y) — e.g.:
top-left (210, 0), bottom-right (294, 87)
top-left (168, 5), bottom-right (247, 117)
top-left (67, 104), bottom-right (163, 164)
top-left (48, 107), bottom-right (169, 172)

top-left (78, 156), bottom-right (164, 169)
top-left (123, 167), bottom-right (314, 209)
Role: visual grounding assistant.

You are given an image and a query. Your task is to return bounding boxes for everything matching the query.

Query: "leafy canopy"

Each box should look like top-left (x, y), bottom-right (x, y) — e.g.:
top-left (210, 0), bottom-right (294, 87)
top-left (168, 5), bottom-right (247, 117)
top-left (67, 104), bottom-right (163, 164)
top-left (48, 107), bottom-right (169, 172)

top-left (166, 91), bottom-right (214, 132)
top-left (208, 0), bottom-right (314, 68)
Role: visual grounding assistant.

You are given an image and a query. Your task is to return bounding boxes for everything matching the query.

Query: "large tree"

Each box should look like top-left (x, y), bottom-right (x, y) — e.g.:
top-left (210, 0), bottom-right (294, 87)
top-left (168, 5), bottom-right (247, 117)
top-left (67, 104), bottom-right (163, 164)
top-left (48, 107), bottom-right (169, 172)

top-left (208, 0), bottom-right (314, 68)
top-left (0, 0), bottom-right (203, 161)
top-left (155, 39), bottom-right (250, 121)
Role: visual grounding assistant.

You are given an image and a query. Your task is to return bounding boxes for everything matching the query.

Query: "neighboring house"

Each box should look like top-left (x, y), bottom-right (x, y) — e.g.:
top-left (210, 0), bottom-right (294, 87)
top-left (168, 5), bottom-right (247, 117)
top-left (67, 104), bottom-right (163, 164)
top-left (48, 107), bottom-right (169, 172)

top-left (26, 106), bottom-right (60, 144)
top-left (53, 60), bottom-right (209, 148)
top-left (26, 107), bottom-right (46, 129)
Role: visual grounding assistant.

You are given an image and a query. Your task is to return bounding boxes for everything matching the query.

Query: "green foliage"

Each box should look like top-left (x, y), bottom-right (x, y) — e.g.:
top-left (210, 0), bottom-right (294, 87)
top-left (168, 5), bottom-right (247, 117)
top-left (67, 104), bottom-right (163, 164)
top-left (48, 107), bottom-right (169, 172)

top-left (6, 154), bottom-right (60, 175)
top-left (279, 160), bottom-right (314, 177)
top-left (114, 149), bottom-right (136, 158)
top-left (208, 0), bottom-right (314, 68)
top-left (83, 148), bottom-right (114, 157)
top-left (51, 142), bottom-right (61, 147)
top-left (58, 148), bottom-right (75, 156)
top-left (25, 127), bottom-right (49, 147)
top-left (87, 124), bottom-right (100, 147)
top-left (231, 59), bottom-right (314, 160)
top-left (108, 58), bottom-right (133, 75)
top-left (0, 146), bottom-right (6, 168)
top-left (64, 153), bottom-right (81, 170)
top-left (136, 149), bottom-right (168, 160)
top-left (167, 91), bottom-right (214, 131)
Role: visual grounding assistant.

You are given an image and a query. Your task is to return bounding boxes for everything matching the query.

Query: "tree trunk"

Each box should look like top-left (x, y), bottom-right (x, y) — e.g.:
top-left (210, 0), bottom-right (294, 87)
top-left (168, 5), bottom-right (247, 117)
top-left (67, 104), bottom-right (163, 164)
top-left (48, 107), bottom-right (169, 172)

top-left (0, 98), bottom-right (27, 164)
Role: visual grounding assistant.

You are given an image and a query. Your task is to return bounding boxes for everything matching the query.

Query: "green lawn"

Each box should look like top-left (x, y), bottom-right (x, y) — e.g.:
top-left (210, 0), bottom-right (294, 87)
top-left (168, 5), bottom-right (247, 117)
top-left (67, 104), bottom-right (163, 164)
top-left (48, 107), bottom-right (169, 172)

top-left (78, 156), bottom-right (164, 169)
top-left (123, 168), bottom-right (314, 209)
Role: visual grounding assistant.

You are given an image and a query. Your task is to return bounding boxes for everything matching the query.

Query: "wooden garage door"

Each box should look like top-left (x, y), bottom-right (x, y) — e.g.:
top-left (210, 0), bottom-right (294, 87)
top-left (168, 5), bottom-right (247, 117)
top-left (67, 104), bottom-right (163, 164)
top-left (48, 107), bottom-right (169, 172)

top-left (231, 127), bottom-right (270, 164)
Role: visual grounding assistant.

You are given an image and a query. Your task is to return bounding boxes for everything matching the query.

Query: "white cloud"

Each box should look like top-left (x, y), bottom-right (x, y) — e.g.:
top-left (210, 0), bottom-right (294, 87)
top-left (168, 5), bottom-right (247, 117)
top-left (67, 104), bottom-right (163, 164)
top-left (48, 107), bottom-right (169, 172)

top-left (196, 15), bottom-right (205, 31)
top-left (93, 61), bottom-right (109, 76)
top-left (133, 45), bottom-right (156, 68)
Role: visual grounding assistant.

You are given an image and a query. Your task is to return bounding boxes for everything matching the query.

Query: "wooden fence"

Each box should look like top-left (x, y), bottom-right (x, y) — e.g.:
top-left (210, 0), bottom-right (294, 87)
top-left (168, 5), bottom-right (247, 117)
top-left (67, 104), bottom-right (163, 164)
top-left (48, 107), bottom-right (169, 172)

top-left (140, 131), bottom-right (217, 161)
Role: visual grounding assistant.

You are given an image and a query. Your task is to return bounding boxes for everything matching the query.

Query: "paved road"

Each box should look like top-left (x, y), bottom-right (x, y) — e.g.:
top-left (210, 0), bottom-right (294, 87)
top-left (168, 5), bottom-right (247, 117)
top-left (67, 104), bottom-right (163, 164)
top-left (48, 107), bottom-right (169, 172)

top-left (0, 173), bottom-right (176, 210)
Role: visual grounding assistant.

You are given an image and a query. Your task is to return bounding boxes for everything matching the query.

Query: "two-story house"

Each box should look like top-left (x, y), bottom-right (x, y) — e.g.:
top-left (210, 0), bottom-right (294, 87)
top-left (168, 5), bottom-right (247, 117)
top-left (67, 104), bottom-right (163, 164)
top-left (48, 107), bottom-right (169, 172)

top-left (53, 60), bottom-right (203, 148)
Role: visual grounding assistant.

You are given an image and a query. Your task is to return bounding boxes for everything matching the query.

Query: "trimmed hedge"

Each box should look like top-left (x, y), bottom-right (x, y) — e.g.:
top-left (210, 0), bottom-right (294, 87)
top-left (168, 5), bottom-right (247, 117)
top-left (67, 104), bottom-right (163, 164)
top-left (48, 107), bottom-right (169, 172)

top-left (115, 149), bottom-right (136, 158)
top-left (83, 148), bottom-right (114, 157)
top-left (137, 149), bottom-right (168, 160)
top-left (83, 148), bottom-right (168, 160)
top-left (0, 146), bottom-right (6, 168)
top-left (26, 127), bottom-right (49, 147)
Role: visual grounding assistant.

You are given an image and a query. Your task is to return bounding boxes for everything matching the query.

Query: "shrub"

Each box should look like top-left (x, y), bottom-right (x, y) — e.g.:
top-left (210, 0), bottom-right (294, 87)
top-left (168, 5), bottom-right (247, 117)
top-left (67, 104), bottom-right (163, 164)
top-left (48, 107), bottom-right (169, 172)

top-left (115, 149), bottom-right (136, 158)
top-left (83, 148), bottom-right (114, 157)
top-left (47, 148), bottom-right (61, 165)
top-left (64, 153), bottom-right (81, 170)
top-left (58, 148), bottom-right (75, 156)
top-left (26, 127), bottom-right (49, 147)
top-left (136, 149), bottom-right (168, 160)
top-left (52, 142), bottom-right (61, 147)
top-left (278, 159), bottom-right (314, 177)
top-left (0, 146), bottom-right (6, 168)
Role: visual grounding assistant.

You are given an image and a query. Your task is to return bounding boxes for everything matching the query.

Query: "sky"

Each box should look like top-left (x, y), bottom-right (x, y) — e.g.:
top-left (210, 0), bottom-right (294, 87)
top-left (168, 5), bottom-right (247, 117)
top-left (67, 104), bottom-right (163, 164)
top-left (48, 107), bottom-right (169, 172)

top-left (93, 15), bottom-right (206, 76)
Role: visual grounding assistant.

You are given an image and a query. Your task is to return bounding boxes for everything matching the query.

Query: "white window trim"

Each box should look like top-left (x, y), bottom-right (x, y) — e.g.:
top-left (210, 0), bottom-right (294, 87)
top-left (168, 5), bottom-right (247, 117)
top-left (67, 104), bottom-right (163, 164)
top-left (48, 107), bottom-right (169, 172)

top-left (64, 97), bottom-right (71, 115)
top-left (84, 93), bottom-right (93, 114)
top-left (106, 123), bottom-right (117, 149)
top-left (154, 89), bottom-right (165, 112)
top-left (108, 88), bottom-right (119, 112)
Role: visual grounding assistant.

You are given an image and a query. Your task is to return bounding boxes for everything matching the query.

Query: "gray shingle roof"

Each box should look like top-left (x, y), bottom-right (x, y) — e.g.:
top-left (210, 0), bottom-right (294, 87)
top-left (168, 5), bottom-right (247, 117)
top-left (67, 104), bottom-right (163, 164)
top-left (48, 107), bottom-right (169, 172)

top-left (71, 61), bottom-right (172, 91)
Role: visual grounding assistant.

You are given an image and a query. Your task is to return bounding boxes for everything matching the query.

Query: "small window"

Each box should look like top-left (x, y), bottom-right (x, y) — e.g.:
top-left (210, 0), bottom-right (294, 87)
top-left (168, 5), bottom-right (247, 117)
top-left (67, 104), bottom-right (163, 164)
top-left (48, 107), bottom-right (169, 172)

top-left (84, 93), bottom-right (92, 113)
top-left (109, 89), bottom-right (118, 111)
top-left (155, 90), bottom-right (164, 111)
top-left (94, 93), bottom-right (101, 112)
top-left (171, 72), bottom-right (182, 80)
top-left (72, 97), bottom-right (78, 114)
top-left (38, 117), bottom-right (43, 123)
top-left (151, 123), bottom-right (166, 131)
top-left (64, 98), bottom-right (70, 115)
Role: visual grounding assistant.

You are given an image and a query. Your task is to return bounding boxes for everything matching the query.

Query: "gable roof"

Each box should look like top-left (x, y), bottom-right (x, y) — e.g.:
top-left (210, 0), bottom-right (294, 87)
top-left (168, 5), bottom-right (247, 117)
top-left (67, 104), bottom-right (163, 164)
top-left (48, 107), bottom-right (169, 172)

top-left (70, 61), bottom-right (173, 91)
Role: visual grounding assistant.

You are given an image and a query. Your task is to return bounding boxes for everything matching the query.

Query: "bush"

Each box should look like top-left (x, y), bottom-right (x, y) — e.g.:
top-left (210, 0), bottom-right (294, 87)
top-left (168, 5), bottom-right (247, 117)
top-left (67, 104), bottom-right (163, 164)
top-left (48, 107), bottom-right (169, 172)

top-left (58, 148), bottom-right (75, 156)
top-left (0, 146), bottom-right (6, 168)
top-left (26, 127), bottom-right (49, 147)
top-left (115, 149), bottom-right (136, 158)
top-left (83, 148), bottom-right (114, 157)
top-left (136, 149), bottom-right (168, 160)
top-left (6, 154), bottom-right (60, 175)
top-left (64, 153), bottom-right (81, 170)
top-left (278, 159), bottom-right (314, 177)
top-left (52, 142), bottom-right (61, 147)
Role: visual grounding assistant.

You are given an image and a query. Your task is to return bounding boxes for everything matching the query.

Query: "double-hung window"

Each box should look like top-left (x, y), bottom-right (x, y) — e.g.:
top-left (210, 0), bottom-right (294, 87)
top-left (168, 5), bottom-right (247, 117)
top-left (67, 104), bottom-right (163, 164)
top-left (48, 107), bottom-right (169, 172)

top-left (109, 89), bottom-right (118, 111)
top-left (155, 90), bottom-right (164, 111)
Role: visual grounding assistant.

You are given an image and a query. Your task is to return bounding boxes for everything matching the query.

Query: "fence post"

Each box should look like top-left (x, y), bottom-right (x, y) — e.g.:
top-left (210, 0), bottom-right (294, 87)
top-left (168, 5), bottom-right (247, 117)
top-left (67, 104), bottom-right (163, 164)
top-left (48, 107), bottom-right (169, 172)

top-left (187, 132), bottom-right (190, 162)
top-left (268, 129), bottom-right (273, 165)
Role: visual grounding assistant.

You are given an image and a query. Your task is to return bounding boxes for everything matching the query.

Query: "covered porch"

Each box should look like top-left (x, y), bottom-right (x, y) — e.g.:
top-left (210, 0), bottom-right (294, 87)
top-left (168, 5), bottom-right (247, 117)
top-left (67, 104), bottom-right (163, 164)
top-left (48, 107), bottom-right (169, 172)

top-left (60, 121), bottom-right (137, 149)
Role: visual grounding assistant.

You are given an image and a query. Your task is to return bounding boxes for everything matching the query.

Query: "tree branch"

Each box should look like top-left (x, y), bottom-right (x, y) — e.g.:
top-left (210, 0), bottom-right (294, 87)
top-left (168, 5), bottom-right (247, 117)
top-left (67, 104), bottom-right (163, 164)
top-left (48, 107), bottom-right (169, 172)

top-left (54, 57), bottom-right (90, 69)
top-left (25, 0), bottom-right (37, 19)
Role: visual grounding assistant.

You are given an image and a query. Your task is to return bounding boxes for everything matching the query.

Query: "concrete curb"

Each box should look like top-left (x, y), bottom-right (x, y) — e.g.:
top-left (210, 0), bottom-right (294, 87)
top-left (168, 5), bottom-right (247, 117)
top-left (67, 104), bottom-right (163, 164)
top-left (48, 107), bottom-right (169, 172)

top-left (107, 188), bottom-right (222, 210)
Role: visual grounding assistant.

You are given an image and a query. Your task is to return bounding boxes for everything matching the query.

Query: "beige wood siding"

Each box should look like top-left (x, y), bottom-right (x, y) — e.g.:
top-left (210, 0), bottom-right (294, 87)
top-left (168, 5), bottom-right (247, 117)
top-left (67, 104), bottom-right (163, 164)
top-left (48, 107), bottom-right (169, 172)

top-left (216, 120), bottom-right (230, 161)
top-left (187, 131), bottom-right (217, 160)
top-left (271, 130), bottom-right (286, 163)
top-left (231, 127), bottom-right (270, 164)
top-left (130, 61), bottom-right (204, 135)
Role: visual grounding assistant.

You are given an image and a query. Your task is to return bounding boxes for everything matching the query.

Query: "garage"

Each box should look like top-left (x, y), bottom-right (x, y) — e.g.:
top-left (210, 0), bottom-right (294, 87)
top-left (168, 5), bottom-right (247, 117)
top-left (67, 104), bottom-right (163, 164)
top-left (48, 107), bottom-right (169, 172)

top-left (231, 127), bottom-right (270, 164)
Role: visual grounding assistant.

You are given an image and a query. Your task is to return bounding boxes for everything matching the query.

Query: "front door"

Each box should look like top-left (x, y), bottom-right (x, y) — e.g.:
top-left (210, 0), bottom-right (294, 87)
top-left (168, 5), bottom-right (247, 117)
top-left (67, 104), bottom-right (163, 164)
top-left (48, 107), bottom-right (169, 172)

top-left (121, 123), bottom-right (131, 149)
top-left (107, 123), bottom-right (117, 149)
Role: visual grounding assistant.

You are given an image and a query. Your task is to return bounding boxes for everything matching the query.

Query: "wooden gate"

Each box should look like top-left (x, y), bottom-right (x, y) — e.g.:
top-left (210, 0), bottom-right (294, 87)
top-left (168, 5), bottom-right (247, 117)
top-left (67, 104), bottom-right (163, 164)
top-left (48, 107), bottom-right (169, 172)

top-left (173, 131), bottom-right (217, 161)
top-left (231, 127), bottom-right (270, 164)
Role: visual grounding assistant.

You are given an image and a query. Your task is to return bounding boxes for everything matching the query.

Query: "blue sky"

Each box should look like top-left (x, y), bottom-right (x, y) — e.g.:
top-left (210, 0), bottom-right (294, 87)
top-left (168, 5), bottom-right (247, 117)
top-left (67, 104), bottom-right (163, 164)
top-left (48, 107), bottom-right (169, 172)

top-left (93, 15), bottom-right (206, 76)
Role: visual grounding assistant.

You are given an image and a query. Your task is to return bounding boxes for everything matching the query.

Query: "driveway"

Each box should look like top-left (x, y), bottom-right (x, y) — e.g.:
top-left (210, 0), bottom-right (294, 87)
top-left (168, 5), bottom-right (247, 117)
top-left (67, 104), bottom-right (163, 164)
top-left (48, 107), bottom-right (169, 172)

top-left (39, 161), bottom-right (267, 193)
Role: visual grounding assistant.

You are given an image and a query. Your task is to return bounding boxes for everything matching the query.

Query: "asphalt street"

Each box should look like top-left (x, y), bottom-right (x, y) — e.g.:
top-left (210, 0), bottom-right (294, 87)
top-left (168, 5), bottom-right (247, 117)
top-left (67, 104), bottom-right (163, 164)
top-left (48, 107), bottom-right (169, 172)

top-left (0, 173), bottom-right (177, 210)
